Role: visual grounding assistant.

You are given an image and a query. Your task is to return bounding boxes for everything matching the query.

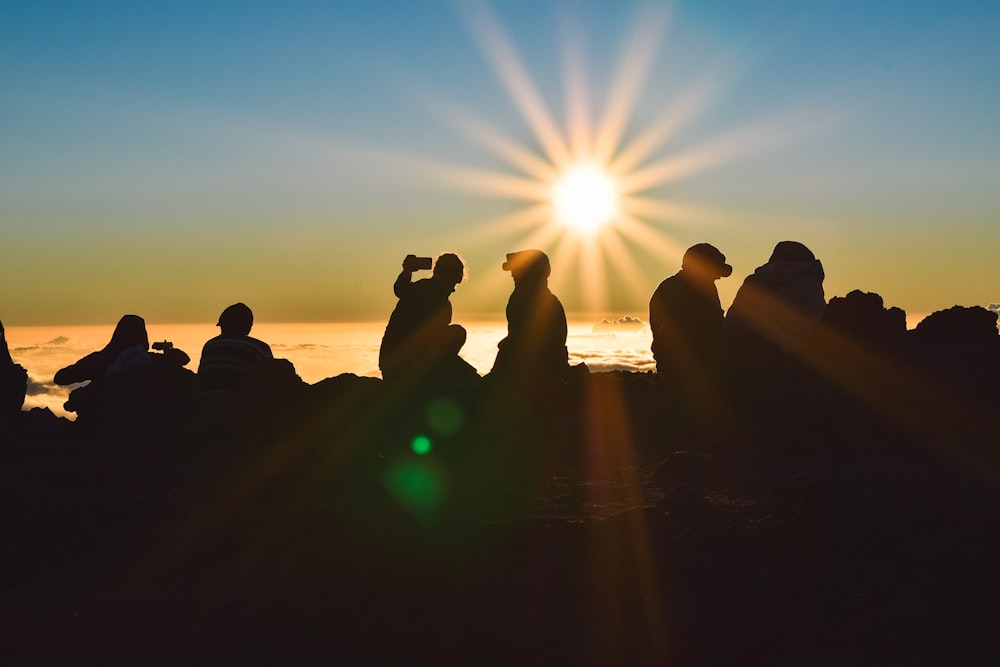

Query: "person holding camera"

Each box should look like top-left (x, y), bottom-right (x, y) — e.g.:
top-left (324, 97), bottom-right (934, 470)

top-left (54, 315), bottom-right (189, 386)
top-left (378, 253), bottom-right (477, 386)
top-left (54, 314), bottom-right (193, 418)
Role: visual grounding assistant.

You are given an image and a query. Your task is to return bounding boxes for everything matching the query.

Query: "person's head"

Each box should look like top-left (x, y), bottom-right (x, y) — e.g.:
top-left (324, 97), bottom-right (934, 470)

top-left (681, 243), bottom-right (732, 281)
top-left (432, 253), bottom-right (466, 289)
top-left (217, 303), bottom-right (254, 336)
top-left (107, 315), bottom-right (149, 353)
top-left (768, 241), bottom-right (815, 263)
top-left (502, 249), bottom-right (551, 286)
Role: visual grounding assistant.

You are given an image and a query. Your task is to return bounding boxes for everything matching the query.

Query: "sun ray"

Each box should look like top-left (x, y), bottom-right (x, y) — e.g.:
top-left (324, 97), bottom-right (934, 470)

top-left (455, 0), bottom-right (571, 168)
top-left (424, 163), bottom-right (551, 201)
top-left (597, 225), bottom-right (656, 305)
top-left (514, 218), bottom-right (571, 258)
top-left (581, 376), bottom-right (668, 663)
top-left (619, 196), bottom-right (724, 228)
top-left (609, 72), bottom-right (729, 177)
top-left (546, 232), bottom-right (585, 303)
top-left (614, 214), bottom-right (688, 264)
top-left (425, 99), bottom-right (559, 182)
top-left (450, 202), bottom-right (554, 248)
top-left (578, 235), bottom-right (611, 313)
top-left (592, 7), bottom-right (670, 165)
top-left (558, 14), bottom-right (593, 160)
top-left (619, 108), bottom-right (841, 195)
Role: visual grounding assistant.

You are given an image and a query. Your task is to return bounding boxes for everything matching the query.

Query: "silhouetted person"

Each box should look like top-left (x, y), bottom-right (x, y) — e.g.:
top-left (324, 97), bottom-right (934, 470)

top-left (1, 320), bottom-right (29, 424)
top-left (54, 315), bottom-right (193, 417)
top-left (490, 249), bottom-right (570, 383)
top-left (198, 303), bottom-right (283, 392)
top-left (649, 243), bottom-right (732, 378)
top-left (726, 241), bottom-right (826, 372)
top-left (379, 253), bottom-right (478, 387)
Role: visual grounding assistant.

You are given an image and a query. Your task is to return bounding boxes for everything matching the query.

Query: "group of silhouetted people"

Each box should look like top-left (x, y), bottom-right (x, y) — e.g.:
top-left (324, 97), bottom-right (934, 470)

top-left (377, 249), bottom-right (575, 393)
top-left (4, 238), bottom-right (996, 424)
top-left (378, 241), bottom-right (828, 394)
top-left (24, 304), bottom-right (300, 420)
top-left (0, 241), bottom-right (826, 420)
top-left (649, 240), bottom-right (827, 383)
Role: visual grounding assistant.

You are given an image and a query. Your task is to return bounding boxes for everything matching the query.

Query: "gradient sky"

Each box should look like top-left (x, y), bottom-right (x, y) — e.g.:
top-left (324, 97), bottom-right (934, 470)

top-left (2, 0), bottom-right (998, 325)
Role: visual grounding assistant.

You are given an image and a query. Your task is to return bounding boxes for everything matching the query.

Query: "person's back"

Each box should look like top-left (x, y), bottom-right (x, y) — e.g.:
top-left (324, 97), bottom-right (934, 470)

top-left (198, 303), bottom-right (276, 392)
top-left (199, 336), bottom-right (274, 391)
top-left (726, 241), bottom-right (826, 359)
top-left (491, 250), bottom-right (570, 382)
top-left (649, 243), bottom-right (732, 377)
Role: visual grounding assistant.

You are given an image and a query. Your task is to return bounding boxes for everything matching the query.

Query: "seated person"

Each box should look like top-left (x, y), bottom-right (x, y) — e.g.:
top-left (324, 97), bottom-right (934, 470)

top-left (379, 253), bottom-right (478, 387)
top-left (54, 314), bottom-right (193, 416)
top-left (649, 243), bottom-right (732, 378)
top-left (1, 320), bottom-right (28, 423)
top-left (490, 249), bottom-right (570, 384)
top-left (197, 303), bottom-right (280, 392)
top-left (726, 240), bottom-right (826, 361)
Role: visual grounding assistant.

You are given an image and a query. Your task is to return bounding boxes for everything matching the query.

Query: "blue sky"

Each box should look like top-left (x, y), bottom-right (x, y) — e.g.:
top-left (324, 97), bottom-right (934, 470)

top-left (2, 0), bottom-right (998, 324)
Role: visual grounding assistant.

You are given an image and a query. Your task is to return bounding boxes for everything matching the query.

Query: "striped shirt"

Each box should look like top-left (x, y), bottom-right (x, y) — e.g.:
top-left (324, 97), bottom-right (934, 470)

top-left (197, 335), bottom-right (274, 392)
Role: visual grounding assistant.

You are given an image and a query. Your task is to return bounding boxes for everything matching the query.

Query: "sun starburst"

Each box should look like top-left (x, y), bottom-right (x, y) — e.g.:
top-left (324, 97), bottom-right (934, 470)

top-left (410, 1), bottom-right (818, 315)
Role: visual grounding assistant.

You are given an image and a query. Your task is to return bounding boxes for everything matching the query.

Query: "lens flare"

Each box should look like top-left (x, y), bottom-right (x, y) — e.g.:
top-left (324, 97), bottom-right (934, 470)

top-left (411, 435), bottom-right (433, 455)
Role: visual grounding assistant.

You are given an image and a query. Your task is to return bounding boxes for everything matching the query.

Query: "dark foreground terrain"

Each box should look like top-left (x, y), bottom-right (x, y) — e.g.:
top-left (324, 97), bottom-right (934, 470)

top-left (2, 304), bottom-right (1000, 665)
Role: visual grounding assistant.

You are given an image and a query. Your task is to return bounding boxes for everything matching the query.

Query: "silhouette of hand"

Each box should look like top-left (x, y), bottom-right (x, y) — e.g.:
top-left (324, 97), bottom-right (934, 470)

top-left (402, 255), bottom-right (432, 272)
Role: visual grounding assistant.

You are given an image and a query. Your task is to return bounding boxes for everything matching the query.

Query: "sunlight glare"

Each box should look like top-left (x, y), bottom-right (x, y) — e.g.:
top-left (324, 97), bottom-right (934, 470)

top-left (553, 163), bottom-right (619, 235)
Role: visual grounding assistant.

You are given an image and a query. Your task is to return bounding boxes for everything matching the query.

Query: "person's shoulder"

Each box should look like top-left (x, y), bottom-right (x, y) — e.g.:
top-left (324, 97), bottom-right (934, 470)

top-left (247, 336), bottom-right (274, 355)
top-left (652, 272), bottom-right (685, 295)
top-left (200, 335), bottom-right (226, 352)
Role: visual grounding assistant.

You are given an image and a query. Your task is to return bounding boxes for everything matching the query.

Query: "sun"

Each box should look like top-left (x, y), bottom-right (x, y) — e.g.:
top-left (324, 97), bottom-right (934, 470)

top-left (553, 163), bottom-right (619, 235)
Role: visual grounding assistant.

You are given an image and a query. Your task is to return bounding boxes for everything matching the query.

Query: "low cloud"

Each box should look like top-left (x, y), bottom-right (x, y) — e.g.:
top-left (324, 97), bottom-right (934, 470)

top-left (591, 316), bottom-right (648, 333)
top-left (988, 303), bottom-right (999, 313)
top-left (12, 336), bottom-right (73, 354)
top-left (569, 349), bottom-right (656, 373)
top-left (271, 343), bottom-right (331, 352)
top-left (25, 375), bottom-right (66, 397)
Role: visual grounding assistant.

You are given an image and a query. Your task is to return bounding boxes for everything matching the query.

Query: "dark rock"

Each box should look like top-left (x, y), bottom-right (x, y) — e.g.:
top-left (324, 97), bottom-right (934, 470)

top-left (912, 304), bottom-right (999, 347)
top-left (822, 289), bottom-right (907, 349)
top-left (908, 305), bottom-right (1000, 395)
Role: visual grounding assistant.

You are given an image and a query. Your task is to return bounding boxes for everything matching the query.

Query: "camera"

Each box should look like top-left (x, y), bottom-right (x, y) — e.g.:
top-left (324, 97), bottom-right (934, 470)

top-left (405, 255), bottom-right (433, 271)
top-left (152, 340), bottom-right (173, 351)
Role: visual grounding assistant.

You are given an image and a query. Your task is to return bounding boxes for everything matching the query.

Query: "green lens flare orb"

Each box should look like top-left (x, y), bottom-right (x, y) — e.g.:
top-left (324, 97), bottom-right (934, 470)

top-left (385, 461), bottom-right (443, 512)
top-left (411, 435), bottom-right (433, 455)
top-left (426, 398), bottom-right (464, 435)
